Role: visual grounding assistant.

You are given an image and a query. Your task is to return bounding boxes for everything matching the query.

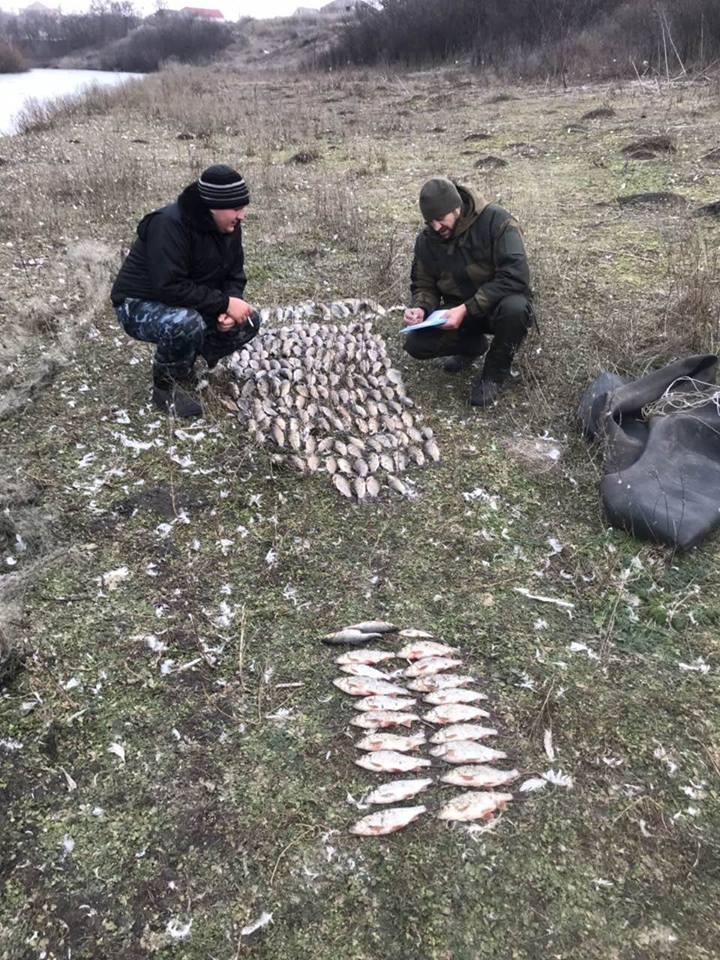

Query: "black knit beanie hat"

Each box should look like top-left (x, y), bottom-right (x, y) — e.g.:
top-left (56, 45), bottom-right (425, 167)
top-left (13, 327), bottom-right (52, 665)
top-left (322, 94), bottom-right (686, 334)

top-left (419, 177), bottom-right (462, 221)
top-left (197, 164), bottom-right (250, 209)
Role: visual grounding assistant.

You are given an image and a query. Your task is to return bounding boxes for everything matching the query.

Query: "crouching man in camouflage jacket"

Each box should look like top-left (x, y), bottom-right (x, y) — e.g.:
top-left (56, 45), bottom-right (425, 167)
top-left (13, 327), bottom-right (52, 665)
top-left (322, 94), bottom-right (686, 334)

top-left (403, 177), bottom-right (533, 408)
top-left (111, 164), bottom-right (260, 418)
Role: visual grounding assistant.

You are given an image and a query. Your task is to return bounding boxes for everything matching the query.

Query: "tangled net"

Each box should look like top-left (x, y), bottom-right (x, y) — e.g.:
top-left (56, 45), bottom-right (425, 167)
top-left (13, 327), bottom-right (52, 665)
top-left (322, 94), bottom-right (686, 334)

top-left (641, 376), bottom-right (720, 420)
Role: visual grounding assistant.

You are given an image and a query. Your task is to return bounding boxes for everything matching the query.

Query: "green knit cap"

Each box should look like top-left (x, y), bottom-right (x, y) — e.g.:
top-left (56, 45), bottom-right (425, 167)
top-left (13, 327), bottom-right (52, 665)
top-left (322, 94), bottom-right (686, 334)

top-left (419, 177), bottom-right (462, 221)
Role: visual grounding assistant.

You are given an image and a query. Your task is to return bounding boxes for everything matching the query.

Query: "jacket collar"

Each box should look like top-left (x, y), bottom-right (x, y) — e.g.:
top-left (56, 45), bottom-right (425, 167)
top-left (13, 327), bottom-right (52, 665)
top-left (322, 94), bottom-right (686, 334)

top-left (177, 182), bottom-right (221, 234)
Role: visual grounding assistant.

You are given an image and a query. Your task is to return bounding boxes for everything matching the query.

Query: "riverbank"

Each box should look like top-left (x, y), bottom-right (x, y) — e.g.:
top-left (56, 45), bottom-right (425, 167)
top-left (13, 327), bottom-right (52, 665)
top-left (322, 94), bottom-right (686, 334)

top-left (1, 64), bottom-right (719, 959)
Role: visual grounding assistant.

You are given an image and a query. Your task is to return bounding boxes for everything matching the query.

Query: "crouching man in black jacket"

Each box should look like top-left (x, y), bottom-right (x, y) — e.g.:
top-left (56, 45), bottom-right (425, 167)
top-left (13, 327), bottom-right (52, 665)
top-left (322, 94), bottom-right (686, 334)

top-left (111, 164), bottom-right (260, 418)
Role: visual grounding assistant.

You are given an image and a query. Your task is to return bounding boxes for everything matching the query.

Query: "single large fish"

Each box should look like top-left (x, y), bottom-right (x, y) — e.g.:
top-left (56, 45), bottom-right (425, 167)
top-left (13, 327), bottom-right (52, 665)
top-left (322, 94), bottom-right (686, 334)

top-left (353, 695), bottom-right (417, 712)
top-left (355, 732), bottom-right (426, 753)
top-left (350, 711), bottom-right (420, 729)
top-left (334, 676), bottom-right (408, 697)
top-left (423, 704), bottom-right (491, 725)
top-left (423, 688), bottom-right (488, 706)
top-left (404, 657), bottom-right (463, 678)
top-left (335, 649), bottom-right (396, 666)
top-left (406, 674), bottom-right (477, 693)
top-left (430, 741), bottom-right (507, 764)
top-left (322, 628), bottom-right (383, 646)
top-left (363, 779), bottom-right (433, 805)
top-left (441, 766), bottom-right (520, 788)
top-left (345, 620), bottom-right (398, 634)
top-left (398, 640), bottom-right (460, 660)
top-left (349, 805), bottom-right (426, 835)
top-left (339, 663), bottom-right (393, 679)
top-left (355, 750), bottom-right (432, 773)
top-left (437, 791), bottom-right (512, 822)
top-left (430, 724), bottom-right (497, 743)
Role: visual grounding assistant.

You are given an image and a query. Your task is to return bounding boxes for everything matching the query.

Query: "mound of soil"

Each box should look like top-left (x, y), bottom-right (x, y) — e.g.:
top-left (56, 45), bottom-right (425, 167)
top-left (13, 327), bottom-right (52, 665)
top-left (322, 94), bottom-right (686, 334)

top-left (616, 192), bottom-right (687, 207)
top-left (581, 107), bottom-right (616, 120)
top-left (695, 200), bottom-right (720, 217)
top-left (474, 155), bottom-right (508, 169)
top-left (565, 124), bottom-right (587, 134)
top-left (701, 147), bottom-right (720, 162)
top-left (621, 136), bottom-right (676, 157)
top-left (464, 132), bottom-right (491, 142)
top-left (484, 93), bottom-right (518, 104)
top-left (288, 150), bottom-right (319, 164)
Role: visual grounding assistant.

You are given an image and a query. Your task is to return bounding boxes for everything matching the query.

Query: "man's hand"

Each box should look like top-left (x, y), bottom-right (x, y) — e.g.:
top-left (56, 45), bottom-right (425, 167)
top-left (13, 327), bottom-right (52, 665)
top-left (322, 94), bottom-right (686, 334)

top-left (440, 304), bottom-right (467, 330)
top-left (404, 307), bottom-right (425, 326)
top-left (217, 312), bottom-right (235, 332)
top-left (226, 297), bottom-right (253, 324)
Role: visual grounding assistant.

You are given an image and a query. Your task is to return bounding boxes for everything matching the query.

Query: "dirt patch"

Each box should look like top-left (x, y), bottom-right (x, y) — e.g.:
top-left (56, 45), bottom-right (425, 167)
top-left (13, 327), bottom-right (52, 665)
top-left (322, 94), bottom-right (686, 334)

top-left (484, 93), bottom-right (518, 104)
top-left (701, 147), bottom-right (720, 162)
top-left (695, 200), bottom-right (720, 217)
top-left (288, 149), bottom-right (321, 164)
top-left (464, 132), bottom-right (492, 142)
top-left (474, 155), bottom-right (508, 169)
top-left (113, 485), bottom-right (209, 521)
top-left (581, 107), bottom-right (616, 120)
top-left (622, 135), bottom-right (676, 157)
top-left (616, 192), bottom-right (687, 207)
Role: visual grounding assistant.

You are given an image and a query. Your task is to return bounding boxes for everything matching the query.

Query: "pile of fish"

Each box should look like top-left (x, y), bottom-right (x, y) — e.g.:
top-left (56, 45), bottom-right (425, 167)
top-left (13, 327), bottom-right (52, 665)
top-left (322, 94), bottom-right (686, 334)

top-left (324, 620), bottom-right (518, 836)
top-left (223, 299), bottom-right (440, 500)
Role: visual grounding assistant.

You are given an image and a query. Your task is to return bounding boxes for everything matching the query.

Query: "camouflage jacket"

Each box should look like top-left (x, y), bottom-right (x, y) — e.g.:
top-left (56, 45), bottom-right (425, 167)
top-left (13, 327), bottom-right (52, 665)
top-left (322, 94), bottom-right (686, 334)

top-left (410, 185), bottom-right (531, 318)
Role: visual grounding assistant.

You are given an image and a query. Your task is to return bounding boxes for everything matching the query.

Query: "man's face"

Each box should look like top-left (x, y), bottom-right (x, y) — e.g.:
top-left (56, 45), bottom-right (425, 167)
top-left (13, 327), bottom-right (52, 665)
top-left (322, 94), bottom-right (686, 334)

top-left (211, 206), bottom-right (247, 234)
top-left (428, 206), bottom-right (462, 239)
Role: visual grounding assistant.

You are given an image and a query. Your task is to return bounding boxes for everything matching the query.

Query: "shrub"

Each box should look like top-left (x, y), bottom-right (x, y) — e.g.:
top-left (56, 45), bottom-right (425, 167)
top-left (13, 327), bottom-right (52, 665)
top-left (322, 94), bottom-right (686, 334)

top-left (99, 16), bottom-right (233, 72)
top-left (0, 37), bottom-right (27, 73)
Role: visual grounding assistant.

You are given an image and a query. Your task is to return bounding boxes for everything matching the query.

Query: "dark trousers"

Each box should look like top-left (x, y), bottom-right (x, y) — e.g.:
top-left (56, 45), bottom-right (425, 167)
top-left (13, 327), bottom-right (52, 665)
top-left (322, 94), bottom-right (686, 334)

top-left (115, 298), bottom-right (259, 383)
top-left (403, 294), bottom-right (533, 382)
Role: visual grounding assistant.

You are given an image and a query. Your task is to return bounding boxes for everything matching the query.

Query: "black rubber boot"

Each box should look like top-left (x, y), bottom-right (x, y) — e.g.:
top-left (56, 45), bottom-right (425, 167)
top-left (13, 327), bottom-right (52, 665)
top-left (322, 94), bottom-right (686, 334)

top-left (442, 333), bottom-right (489, 373)
top-left (469, 376), bottom-right (500, 408)
top-left (152, 368), bottom-right (203, 418)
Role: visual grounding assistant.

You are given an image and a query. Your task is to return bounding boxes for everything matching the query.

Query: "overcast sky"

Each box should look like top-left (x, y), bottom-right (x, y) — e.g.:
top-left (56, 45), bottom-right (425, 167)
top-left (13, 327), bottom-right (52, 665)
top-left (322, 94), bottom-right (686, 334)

top-left (0, 0), bottom-right (330, 18)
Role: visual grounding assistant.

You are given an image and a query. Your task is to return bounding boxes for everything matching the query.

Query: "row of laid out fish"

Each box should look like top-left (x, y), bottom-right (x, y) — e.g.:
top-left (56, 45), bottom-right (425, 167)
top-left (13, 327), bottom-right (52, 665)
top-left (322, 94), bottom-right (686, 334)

top-left (323, 620), bottom-right (518, 836)
top-left (258, 298), bottom-right (388, 325)
top-left (224, 305), bottom-right (441, 500)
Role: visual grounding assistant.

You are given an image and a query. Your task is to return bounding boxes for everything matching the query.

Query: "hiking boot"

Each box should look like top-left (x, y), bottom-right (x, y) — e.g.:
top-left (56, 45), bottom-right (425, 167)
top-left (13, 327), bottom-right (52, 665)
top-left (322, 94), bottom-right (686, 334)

top-left (443, 355), bottom-right (475, 374)
top-left (469, 376), bottom-right (499, 408)
top-left (152, 382), bottom-right (203, 418)
top-left (442, 334), bottom-right (489, 373)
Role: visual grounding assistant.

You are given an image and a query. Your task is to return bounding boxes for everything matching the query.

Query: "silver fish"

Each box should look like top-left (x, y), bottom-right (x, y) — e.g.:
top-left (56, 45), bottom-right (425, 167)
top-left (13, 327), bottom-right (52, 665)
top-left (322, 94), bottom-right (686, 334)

top-left (424, 704), bottom-right (491, 725)
top-left (335, 649), bottom-right (396, 665)
top-left (406, 674), bottom-right (477, 693)
top-left (363, 779), bottom-right (432, 805)
top-left (332, 474), bottom-right (353, 499)
top-left (355, 751), bottom-right (432, 773)
top-left (355, 732), bottom-right (426, 753)
top-left (430, 724), bottom-right (497, 743)
top-left (322, 628), bottom-right (383, 646)
top-left (344, 621), bottom-right (398, 634)
top-left (334, 676), bottom-right (408, 697)
top-left (349, 805), bottom-right (426, 835)
top-left (398, 641), bottom-right (460, 660)
top-left (423, 689), bottom-right (489, 706)
top-left (437, 791), bottom-right (512, 822)
top-left (440, 766), bottom-right (520, 789)
top-left (429, 741), bottom-right (507, 764)
top-left (339, 663), bottom-right (393, 679)
top-left (349, 711), bottom-right (420, 729)
top-left (404, 657), bottom-right (464, 678)
top-left (353, 695), bottom-right (417, 712)
top-left (398, 628), bottom-right (435, 639)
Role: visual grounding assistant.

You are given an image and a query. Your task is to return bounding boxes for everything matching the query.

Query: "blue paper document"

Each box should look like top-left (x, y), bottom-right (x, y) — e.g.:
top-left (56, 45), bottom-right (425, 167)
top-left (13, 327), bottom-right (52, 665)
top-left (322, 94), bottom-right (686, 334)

top-left (400, 310), bottom-right (448, 334)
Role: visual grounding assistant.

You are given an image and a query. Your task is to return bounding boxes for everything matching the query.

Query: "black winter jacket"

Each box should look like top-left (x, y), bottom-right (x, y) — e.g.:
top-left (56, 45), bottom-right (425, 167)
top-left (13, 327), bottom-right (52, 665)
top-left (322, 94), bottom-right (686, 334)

top-left (110, 183), bottom-right (246, 320)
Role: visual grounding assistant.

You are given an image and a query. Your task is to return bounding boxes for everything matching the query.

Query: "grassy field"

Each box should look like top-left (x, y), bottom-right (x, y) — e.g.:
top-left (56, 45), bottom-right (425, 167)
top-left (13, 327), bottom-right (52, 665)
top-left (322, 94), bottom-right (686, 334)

top-left (1, 64), bottom-right (720, 959)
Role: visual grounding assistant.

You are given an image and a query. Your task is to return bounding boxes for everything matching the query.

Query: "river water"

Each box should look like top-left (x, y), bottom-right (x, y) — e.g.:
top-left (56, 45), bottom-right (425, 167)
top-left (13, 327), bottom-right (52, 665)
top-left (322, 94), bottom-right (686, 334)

top-left (0, 68), bottom-right (143, 136)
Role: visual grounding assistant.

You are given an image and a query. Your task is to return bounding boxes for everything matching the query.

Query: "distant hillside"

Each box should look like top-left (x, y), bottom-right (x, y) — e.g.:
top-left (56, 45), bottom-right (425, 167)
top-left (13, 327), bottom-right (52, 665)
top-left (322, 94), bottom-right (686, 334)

top-left (222, 13), bottom-right (347, 69)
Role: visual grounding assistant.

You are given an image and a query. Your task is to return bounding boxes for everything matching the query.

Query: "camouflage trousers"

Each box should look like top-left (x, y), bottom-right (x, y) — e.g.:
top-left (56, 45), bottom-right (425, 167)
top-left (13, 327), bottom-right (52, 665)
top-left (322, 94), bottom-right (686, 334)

top-left (114, 298), bottom-right (260, 384)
